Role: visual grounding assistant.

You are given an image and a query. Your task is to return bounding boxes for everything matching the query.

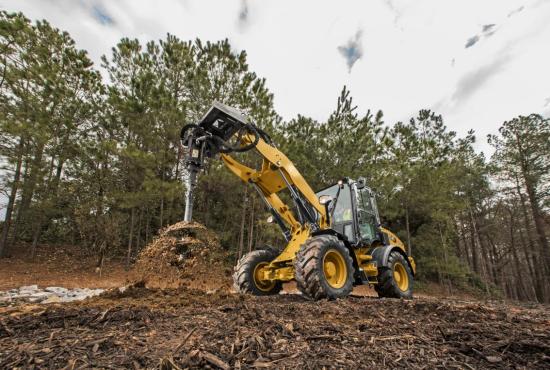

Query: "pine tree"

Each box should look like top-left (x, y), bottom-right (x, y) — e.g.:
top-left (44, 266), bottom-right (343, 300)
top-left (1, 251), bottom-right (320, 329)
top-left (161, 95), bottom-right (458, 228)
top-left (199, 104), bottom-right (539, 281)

top-left (489, 114), bottom-right (550, 301)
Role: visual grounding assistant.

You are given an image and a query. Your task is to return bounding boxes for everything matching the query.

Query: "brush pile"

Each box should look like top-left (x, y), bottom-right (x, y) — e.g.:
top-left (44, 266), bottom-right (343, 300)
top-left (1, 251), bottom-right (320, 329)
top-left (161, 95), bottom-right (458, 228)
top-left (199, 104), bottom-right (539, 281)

top-left (133, 221), bottom-right (231, 290)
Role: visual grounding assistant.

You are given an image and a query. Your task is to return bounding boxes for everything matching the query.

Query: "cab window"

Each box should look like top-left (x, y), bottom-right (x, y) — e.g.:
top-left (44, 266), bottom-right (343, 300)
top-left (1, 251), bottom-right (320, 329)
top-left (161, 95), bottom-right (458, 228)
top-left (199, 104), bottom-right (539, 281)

top-left (356, 187), bottom-right (378, 242)
top-left (316, 185), bottom-right (352, 224)
top-left (316, 184), bottom-right (355, 241)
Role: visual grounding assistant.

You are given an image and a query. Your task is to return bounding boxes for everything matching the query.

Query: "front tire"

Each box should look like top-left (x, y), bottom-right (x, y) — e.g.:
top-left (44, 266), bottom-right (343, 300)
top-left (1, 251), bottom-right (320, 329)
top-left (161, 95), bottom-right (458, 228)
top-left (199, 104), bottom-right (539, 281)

top-left (375, 250), bottom-right (414, 299)
top-left (233, 249), bottom-right (282, 296)
top-left (295, 235), bottom-right (354, 300)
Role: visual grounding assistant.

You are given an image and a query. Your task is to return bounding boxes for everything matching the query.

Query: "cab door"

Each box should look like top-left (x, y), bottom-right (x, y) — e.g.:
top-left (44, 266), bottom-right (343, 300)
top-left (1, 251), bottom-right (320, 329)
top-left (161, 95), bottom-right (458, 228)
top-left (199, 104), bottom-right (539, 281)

top-left (355, 186), bottom-right (381, 244)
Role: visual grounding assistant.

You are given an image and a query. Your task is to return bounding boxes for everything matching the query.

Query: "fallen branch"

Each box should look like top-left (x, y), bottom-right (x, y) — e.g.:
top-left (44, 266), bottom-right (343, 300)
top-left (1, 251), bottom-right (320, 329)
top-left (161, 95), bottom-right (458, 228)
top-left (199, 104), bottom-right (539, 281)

top-left (369, 334), bottom-right (415, 343)
top-left (173, 327), bottom-right (197, 354)
top-left (0, 319), bottom-right (14, 336)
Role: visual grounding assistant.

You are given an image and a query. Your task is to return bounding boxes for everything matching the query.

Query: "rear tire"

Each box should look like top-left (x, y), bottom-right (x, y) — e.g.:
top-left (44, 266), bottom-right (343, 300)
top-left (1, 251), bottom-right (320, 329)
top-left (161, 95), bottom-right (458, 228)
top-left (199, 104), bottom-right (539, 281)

top-left (233, 249), bottom-right (282, 296)
top-left (375, 250), bottom-right (413, 299)
top-left (295, 235), bottom-right (354, 300)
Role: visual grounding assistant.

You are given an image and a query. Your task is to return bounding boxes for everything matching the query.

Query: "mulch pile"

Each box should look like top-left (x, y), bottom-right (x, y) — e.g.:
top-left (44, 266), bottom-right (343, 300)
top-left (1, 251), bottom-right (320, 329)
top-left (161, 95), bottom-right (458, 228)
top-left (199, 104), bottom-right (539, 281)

top-left (132, 222), bottom-right (231, 290)
top-left (1, 286), bottom-right (549, 369)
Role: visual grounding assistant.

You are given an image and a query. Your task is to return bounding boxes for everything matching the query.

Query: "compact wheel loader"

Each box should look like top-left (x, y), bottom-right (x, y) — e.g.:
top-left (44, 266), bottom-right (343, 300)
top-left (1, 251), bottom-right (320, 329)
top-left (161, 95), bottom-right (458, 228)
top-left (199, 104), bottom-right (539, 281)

top-left (181, 102), bottom-right (416, 300)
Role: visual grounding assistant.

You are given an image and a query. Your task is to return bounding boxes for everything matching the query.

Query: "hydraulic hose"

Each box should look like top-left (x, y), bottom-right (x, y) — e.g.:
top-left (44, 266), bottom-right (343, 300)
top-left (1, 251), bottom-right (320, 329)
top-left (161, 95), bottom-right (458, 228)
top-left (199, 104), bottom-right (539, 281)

top-left (180, 121), bottom-right (264, 155)
top-left (214, 123), bottom-right (260, 153)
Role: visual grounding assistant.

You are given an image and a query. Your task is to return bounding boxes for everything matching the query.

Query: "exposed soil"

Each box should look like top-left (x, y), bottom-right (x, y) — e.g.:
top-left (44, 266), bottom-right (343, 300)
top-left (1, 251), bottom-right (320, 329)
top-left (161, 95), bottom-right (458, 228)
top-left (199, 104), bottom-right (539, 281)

top-left (1, 285), bottom-right (549, 369)
top-left (0, 243), bottom-right (133, 291)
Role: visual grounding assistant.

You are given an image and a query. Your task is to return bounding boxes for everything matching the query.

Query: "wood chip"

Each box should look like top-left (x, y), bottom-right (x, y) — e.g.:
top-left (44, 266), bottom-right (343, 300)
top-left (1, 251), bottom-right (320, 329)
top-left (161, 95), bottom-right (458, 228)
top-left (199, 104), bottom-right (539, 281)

top-left (201, 351), bottom-right (230, 370)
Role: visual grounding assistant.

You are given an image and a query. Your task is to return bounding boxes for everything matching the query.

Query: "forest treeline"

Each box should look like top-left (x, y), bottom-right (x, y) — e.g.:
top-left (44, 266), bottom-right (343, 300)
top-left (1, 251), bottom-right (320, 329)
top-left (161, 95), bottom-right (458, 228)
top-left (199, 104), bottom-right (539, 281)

top-left (1, 12), bottom-right (549, 302)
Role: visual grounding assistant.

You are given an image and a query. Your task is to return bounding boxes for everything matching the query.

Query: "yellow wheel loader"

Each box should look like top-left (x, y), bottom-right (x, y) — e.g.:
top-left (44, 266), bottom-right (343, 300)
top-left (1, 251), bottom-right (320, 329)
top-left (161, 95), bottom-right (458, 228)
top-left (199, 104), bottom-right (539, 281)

top-left (181, 102), bottom-right (416, 300)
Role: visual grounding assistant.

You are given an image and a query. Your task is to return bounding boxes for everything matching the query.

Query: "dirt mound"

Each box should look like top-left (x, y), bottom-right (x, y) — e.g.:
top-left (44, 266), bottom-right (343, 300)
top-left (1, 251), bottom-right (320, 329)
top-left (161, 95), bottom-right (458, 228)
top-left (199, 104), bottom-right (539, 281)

top-left (133, 221), bottom-right (231, 290)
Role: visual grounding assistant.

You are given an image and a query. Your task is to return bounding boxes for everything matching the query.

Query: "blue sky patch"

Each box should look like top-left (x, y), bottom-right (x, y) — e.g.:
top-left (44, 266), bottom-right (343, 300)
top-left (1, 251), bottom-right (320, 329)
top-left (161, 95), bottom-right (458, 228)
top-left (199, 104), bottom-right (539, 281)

top-left (337, 30), bottom-right (363, 73)
top-left (92, 5), bottom-right (113, 26)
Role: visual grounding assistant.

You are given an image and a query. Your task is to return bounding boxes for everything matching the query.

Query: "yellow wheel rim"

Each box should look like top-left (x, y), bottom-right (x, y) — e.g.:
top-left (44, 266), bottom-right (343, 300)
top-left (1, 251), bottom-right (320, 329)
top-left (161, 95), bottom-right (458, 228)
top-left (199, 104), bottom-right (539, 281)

top-left (393, 262), bottom-right (409, 291)
top-left (323, 249), bottom-right (347, 289)
top-left (253, 262), bottom-right (275, 292)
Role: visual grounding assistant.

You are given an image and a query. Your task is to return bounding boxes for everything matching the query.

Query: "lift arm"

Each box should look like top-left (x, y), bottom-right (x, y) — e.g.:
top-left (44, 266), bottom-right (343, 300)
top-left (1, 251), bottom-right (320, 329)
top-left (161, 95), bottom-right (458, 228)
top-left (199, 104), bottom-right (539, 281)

top-left (180, 102), bottom-right (329, 262)
top-left (220, 136), bottom-right (329, 230)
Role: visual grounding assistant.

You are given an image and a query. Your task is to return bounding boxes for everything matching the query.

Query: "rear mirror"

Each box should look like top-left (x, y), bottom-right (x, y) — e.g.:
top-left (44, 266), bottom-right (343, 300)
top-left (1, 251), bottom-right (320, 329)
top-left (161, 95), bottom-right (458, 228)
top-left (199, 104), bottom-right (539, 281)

top-left (319, 195), bottom-right (333, 205)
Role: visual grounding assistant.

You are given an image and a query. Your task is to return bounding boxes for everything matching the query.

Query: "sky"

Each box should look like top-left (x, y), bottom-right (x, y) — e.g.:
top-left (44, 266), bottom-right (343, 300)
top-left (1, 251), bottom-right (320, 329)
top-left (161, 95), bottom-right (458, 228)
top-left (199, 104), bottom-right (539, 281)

top-left (1, 0), bottom-right (550, 157)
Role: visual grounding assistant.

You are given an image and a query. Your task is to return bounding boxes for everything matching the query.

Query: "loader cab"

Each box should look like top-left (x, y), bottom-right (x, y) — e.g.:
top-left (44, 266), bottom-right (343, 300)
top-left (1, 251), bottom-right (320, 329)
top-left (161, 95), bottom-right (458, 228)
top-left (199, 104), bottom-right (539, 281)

top-left (316, 178), bottom-right (382, 247)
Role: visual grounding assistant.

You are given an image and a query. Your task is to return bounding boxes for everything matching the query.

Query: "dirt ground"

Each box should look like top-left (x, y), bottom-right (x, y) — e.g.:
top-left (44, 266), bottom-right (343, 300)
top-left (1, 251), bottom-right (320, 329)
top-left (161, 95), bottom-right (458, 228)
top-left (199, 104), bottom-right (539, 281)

top-left (0, 243), bottom-right (134, 291)
top-left (1, 227), bottom-right (549, 369)
top-left (1, 285), bottom-right (549, 369)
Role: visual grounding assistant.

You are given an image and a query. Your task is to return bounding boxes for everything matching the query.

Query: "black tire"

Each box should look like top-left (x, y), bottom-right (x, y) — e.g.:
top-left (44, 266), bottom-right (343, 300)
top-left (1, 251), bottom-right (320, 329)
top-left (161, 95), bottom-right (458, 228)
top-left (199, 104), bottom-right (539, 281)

top-left (375, 250), bottom-right (414, 299)
top-left (233, 249), bottom-right (283, 296)
top-left (295, 235), bottom-right (354, 300)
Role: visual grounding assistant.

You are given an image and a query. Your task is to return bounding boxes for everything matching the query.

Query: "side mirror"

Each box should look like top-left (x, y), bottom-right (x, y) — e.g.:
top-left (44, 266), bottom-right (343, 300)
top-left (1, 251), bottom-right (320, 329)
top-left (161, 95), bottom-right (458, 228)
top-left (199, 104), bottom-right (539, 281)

top-left (356, 177), bottom-right (366, 190)
top-left (319, 195), bottom-right (333, 205)
top-left (266, 215), bottom-right (274, 223)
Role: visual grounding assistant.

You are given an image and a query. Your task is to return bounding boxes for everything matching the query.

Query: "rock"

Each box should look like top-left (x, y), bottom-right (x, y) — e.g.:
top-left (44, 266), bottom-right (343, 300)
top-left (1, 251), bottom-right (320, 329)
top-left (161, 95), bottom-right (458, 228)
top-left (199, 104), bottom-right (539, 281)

top-left (0, 285), bottom-right (105, 305)
top-left (42, 295), bottom-right (62, 304)
top-left (20, 284), bottom-right (39, 290)
top-left (28, 292), bottom-right (54, 303)
top-left (19, 285), bottom-right (39, 292)
top-left (45, 287), bottom-right (68, 295)
top-left (0, 296), bottom-right (13, 303)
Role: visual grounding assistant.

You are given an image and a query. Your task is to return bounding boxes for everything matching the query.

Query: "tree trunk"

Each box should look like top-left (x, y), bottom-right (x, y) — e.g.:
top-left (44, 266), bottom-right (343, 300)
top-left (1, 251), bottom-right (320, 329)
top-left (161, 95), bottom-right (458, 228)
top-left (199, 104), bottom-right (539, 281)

top-left (524, 180), bottom-right (550, 277)
top-left (9, 156), bottom-right (31, 248)
top-left (482, 230), bottom-right (497, 284)
top-left (159, 196), bottom-right (164, 229)
top-left (96, 241), bottom-right (106, 277)
top-left (515, 135), bottom-right (550, 301)
top-left (405, 207), bottom-right (412, 256)
top-left (516, 225), bottom-right (539, 301)
top-left (468, 210), bottom-right (481, 275)
top-left (18, 142), bottom-right (45, 223)
top-left (483, 233), bottom-right (499, 285)
top-left (0, 139), bottom-right (24, 257)
top-left (126, 208), bottom-right (136, 270)
top-left (145, 207), bottom-right (151, 245)
top-left (437, 223), bottom-right (452, 295)
top-left (136, 207), bottom-right (143, 252)
top-left (30, 224), bottom-right (41, 260)
top-left (515, 179), bottom-right (543, 301)
top-left (457, 218), bottom-right (473, 268)
top-left (507, 211), bottom-right (532, 301)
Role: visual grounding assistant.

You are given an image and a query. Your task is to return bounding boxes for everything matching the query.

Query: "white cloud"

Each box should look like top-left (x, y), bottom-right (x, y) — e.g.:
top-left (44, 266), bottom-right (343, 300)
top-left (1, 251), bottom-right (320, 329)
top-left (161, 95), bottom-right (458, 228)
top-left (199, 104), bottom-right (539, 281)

top-left (1, 0), bottom-right (549, 157)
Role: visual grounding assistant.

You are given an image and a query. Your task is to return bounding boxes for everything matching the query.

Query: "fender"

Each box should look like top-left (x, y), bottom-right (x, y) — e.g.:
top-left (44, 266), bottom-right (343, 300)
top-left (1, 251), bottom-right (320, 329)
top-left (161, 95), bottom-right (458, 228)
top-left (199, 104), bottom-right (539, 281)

top-left (371, 245), bottom-right (415, 276)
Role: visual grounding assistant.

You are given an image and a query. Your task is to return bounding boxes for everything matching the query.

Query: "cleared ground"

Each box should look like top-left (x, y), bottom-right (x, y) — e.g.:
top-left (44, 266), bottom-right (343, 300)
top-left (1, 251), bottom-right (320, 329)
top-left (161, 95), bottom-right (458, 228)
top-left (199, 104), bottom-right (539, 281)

top-left (1, 284), bottom-right (549, 369)
top-left (1, 225), bottom-right (549, 369)
top-left (0, 243), bottom-right (133, 291)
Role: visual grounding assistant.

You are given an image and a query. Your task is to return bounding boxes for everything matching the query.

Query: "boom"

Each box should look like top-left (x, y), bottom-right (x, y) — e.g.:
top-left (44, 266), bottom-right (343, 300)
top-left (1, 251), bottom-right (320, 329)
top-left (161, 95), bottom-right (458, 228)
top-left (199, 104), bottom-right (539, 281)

top-left (181, 102), bottom-right (328, 269)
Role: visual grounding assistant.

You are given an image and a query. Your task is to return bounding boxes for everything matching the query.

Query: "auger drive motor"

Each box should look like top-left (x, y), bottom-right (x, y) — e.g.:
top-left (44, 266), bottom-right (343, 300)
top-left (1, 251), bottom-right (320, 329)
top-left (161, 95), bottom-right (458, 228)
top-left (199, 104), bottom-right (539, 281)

top-left (181, 102), bottom-right (416, 300)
